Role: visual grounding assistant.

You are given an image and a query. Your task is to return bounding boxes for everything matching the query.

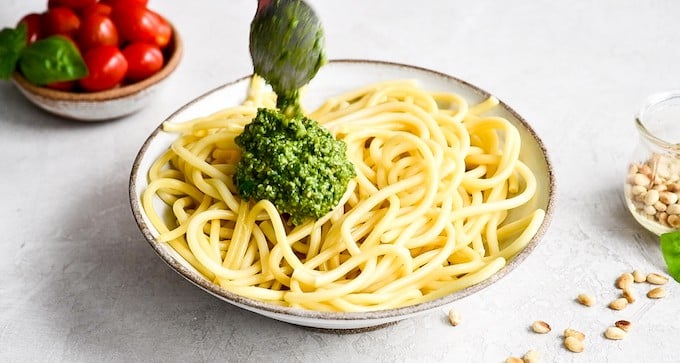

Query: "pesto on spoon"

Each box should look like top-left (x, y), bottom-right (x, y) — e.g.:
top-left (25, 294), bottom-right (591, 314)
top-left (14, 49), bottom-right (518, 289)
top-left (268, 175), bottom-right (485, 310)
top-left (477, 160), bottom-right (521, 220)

top-left (237, 0), bottom-right (355, 226)
top-left (249, 0), bottom-right (326, 116)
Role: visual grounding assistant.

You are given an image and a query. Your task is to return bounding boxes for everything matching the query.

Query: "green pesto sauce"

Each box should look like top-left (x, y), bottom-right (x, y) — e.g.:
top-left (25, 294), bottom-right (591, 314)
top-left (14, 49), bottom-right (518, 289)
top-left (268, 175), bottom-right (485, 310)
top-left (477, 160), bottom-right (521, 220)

top-left (234, 108), bottom-right (356, 225)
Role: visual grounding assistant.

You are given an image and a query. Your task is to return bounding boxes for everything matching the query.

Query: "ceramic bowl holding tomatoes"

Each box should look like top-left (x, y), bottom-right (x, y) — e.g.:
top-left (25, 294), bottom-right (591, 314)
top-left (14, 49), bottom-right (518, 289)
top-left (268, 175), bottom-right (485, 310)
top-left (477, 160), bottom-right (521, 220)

top-left (10, 0), bottom-right (182, 121)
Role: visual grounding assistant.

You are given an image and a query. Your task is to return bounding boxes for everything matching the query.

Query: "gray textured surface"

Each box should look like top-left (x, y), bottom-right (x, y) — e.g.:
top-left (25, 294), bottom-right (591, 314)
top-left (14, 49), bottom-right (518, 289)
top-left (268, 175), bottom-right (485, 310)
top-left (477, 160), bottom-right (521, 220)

top-left (1, 1), bottom-right (678, 362)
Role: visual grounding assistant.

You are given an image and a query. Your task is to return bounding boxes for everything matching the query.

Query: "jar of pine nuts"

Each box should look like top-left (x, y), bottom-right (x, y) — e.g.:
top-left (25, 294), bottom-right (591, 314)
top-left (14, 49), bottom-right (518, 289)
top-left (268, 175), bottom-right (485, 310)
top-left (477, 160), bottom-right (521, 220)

top-left (624, 91), bottom-right (680, 235)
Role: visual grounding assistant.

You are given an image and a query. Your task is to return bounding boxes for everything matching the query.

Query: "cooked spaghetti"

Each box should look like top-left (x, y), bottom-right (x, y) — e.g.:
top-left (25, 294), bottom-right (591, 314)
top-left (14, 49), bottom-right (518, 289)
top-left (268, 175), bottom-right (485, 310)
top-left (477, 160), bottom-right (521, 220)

top-left (141, 76), bottom-right (545, 312)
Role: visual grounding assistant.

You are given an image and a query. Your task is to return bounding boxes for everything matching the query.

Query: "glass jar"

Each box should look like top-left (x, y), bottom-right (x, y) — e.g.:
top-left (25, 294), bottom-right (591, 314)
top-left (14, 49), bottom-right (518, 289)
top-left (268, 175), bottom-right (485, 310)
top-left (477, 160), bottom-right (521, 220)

top-left (624, 91), bottom-right (680, 235)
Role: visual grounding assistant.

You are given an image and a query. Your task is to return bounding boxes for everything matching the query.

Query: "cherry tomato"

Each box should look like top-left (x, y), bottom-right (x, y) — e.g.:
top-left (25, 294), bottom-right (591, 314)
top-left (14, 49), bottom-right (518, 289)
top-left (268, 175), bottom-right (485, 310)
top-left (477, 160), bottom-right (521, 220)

top-left (48, 0), bottom-right (97, 11)
top-left (42, 7), bottom-right (81, 38)
top-left (17, 13), bottom-right (42, 44)
top-left (122, 42), bottom-right (164, 82)
top-left (111, 5), bottom-right (172, 48)
top-left (46, 80), bottom-right (76, 91)
top-left (79, 45), bottom-right (128, 91)
top-left (81, 3), bottom-right (112, 18)
top-left (77, 14), bottom-right (118, 51)
top-left (101, 0), bottom-right (149, 6)
top-left (148, 10), bottom-right (172, 49)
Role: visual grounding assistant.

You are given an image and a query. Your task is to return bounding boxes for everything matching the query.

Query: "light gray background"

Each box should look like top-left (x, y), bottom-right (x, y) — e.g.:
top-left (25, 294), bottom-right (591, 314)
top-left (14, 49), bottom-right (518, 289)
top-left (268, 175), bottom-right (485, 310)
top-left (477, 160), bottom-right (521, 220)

top-left (1, 1), bottom-right (677, 362)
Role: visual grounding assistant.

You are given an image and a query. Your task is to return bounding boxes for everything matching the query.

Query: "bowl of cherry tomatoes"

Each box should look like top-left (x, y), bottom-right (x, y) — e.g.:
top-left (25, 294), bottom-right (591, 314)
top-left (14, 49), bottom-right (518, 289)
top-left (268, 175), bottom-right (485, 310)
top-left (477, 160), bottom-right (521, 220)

top-left (8, 0), bottom-right (182, 121)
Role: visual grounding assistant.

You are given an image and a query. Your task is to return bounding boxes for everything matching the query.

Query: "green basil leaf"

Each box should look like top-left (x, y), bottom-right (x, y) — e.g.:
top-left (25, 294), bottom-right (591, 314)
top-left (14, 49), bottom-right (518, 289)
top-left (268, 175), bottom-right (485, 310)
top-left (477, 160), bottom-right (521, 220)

top-left (660, 231), bottom-right (680, 282)
top-left (18, 35), bottom-right (88, 85)
top-left (0, 24), bottom-right (27, 80)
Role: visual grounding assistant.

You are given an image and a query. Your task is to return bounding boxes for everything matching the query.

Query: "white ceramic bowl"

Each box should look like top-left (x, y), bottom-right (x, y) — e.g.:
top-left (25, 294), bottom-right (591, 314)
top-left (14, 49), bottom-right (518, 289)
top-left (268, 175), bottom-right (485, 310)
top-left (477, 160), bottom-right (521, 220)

top-left (11, 25), bottom-right (182, 122)
top-left (129, 60), bottom-right (555, 331)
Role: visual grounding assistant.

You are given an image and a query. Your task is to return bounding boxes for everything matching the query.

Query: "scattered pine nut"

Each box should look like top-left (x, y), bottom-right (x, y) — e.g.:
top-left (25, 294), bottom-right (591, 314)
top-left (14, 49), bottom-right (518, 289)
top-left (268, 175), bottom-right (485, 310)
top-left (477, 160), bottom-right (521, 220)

top-left (505, 357), bottom-right (523, 363)
top-left (531, 320), bottom-right (551, 334)
top-left (616, 273), bottom-right (634, 289)
top-left (564, 336), bottom-right (584, 353)
top-left (608, 297), bottom-right (629, 310)
top-left (622, 287), bottom-right (637, 303)
top-left (577, 293), bottom-right (595, 307)
top-left (646, 273), bottom-right (669, 285)
top-left (647, 287), bottom-right (667, 299)
top-left (615, 320), bottom-right (632, 332)
top-left (632, 270), bottom-right (646, 283)
top-left (448, 308), bottom-right (462, 326)
top-left (523, 349), bottom-right (540, 363)
top-left (564, 328), bottom-right (586, 341)
top-left (604, 326), bottom-right (627, 340)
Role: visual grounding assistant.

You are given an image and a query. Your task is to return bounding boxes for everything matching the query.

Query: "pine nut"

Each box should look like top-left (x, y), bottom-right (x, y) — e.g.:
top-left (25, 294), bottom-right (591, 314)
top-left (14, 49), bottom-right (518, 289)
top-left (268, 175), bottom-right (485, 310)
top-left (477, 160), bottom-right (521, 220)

top-left (622, 287), bottom-right (637, 303)
top-left (505, 357), bottom-right (522, 363)
top-left (646, 273), bottom-right (669, 285)
top-left (634, 192), bottom-right (646, 203)
top-left (654, 201), bottom-right (668, 212)
top-left (448, 308), bottom-right (462, 326)
top-left (616, 273), bottom-right (633, 289)
top-left (632, 270), bottom-right (646, 283)
top-left (604, 326), bottom-right (627, 340)
top-left (577, 293), bottom-right (595, 307)
top-left (668, 182), bottom-right (680, 192)
top-left (644, 189), bottom-right (660, 205)
top-left (531, 320), bottom-right (551, 334)
top-left (653, 183), bottom-right (668, 191)
top-left (660, 191), bottom-right (679, 205)
top-left (639, 164), bottom-right (652, 177)
top-left (667, 204), bottom-right (680, 215)
top-left (608, 298), bottom-right (628, 310)
top-left (658, 164), bottom-right (671, 179)
top-left (564, 336), bottom-right (584, 353)
top-left (633, 173), bottom-right (651, 186)
top-left (647, 287), bottom-right (667, 299)
top-left (564, 328), bottom-right (586, 341)
top-left (643, 205), bottom-right (657, 215)
top-left (631, 185), bottom-right (647, 196)
top-left (669, 214), bottom-right (680, 228)
top-left (615, 320), bottom-right (632, 332)
top-left (523, 349), bottom-right (540, 363)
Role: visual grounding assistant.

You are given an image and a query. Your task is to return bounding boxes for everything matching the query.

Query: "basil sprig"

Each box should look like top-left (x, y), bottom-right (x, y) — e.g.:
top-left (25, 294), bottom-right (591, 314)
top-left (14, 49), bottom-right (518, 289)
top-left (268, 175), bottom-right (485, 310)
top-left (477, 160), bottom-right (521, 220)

top-left (0, 24), bottom-right (87, 85)
top-left (19, 36), bottom-right (87, 85)
top-left (660, 231), bottom-right (680, 282)
top-left (0, 24), bottom-right (27, 79)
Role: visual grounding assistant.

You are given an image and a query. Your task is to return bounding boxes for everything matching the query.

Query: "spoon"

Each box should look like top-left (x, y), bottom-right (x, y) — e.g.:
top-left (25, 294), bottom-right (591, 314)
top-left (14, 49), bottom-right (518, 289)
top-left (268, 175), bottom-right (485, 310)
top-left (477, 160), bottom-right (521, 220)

top-left (250, 0), bottom-right (326, 115)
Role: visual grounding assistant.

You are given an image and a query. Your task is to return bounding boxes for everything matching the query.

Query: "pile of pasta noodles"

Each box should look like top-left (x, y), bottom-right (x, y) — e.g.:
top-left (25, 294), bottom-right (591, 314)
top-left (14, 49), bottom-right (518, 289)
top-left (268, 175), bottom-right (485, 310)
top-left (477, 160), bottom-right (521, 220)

top-left (142, 76), bottom-right (545, 312)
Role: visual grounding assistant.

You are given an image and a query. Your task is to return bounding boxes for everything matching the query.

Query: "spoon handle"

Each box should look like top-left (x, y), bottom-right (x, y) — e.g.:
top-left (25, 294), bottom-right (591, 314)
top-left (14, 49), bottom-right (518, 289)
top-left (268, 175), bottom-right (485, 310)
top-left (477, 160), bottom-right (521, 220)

top-left (256, 0), bottom-right (274, 15)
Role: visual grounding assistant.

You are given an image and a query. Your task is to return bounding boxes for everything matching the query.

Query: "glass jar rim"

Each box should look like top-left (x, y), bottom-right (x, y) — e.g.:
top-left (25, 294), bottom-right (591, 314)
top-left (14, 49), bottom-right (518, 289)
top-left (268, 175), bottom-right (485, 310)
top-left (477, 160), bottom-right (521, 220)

top-left (635, 90), bottom-right (680, 152)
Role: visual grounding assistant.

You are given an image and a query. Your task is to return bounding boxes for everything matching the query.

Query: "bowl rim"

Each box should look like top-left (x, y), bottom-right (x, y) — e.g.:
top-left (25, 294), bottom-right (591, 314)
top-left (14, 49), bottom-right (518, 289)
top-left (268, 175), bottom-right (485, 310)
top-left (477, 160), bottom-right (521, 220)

top-left (129, 59), bottom-right (556, 322)
top-left (12, 24), bottom-right (183, 102)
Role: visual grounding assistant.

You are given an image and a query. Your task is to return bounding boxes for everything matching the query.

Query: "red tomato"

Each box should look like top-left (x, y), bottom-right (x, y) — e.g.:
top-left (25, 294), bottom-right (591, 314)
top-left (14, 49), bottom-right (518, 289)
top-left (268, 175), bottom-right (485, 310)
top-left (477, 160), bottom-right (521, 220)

top-left (46, 80), bottom-right (76, 91)
top-left (79, 45), bottom-right (128, 91)
top-left (17, 13), bottom-right (42, 44)
top-left (101, 0), bottom-right (149, 6)
top-left (122, 42), bottom-right (164, 82)
top-left (111, 5), bottom-right (172, 48)
top-left (148, 10), bottom-right (172, 49)
top-left (48, 0), bottom-right (97, 10)
top-left (77, 14), bottom-right (118, 51)
top-left (81, 3), bottom-right (112, 18)
top-left (42, 7), bottom-right (81, 38)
